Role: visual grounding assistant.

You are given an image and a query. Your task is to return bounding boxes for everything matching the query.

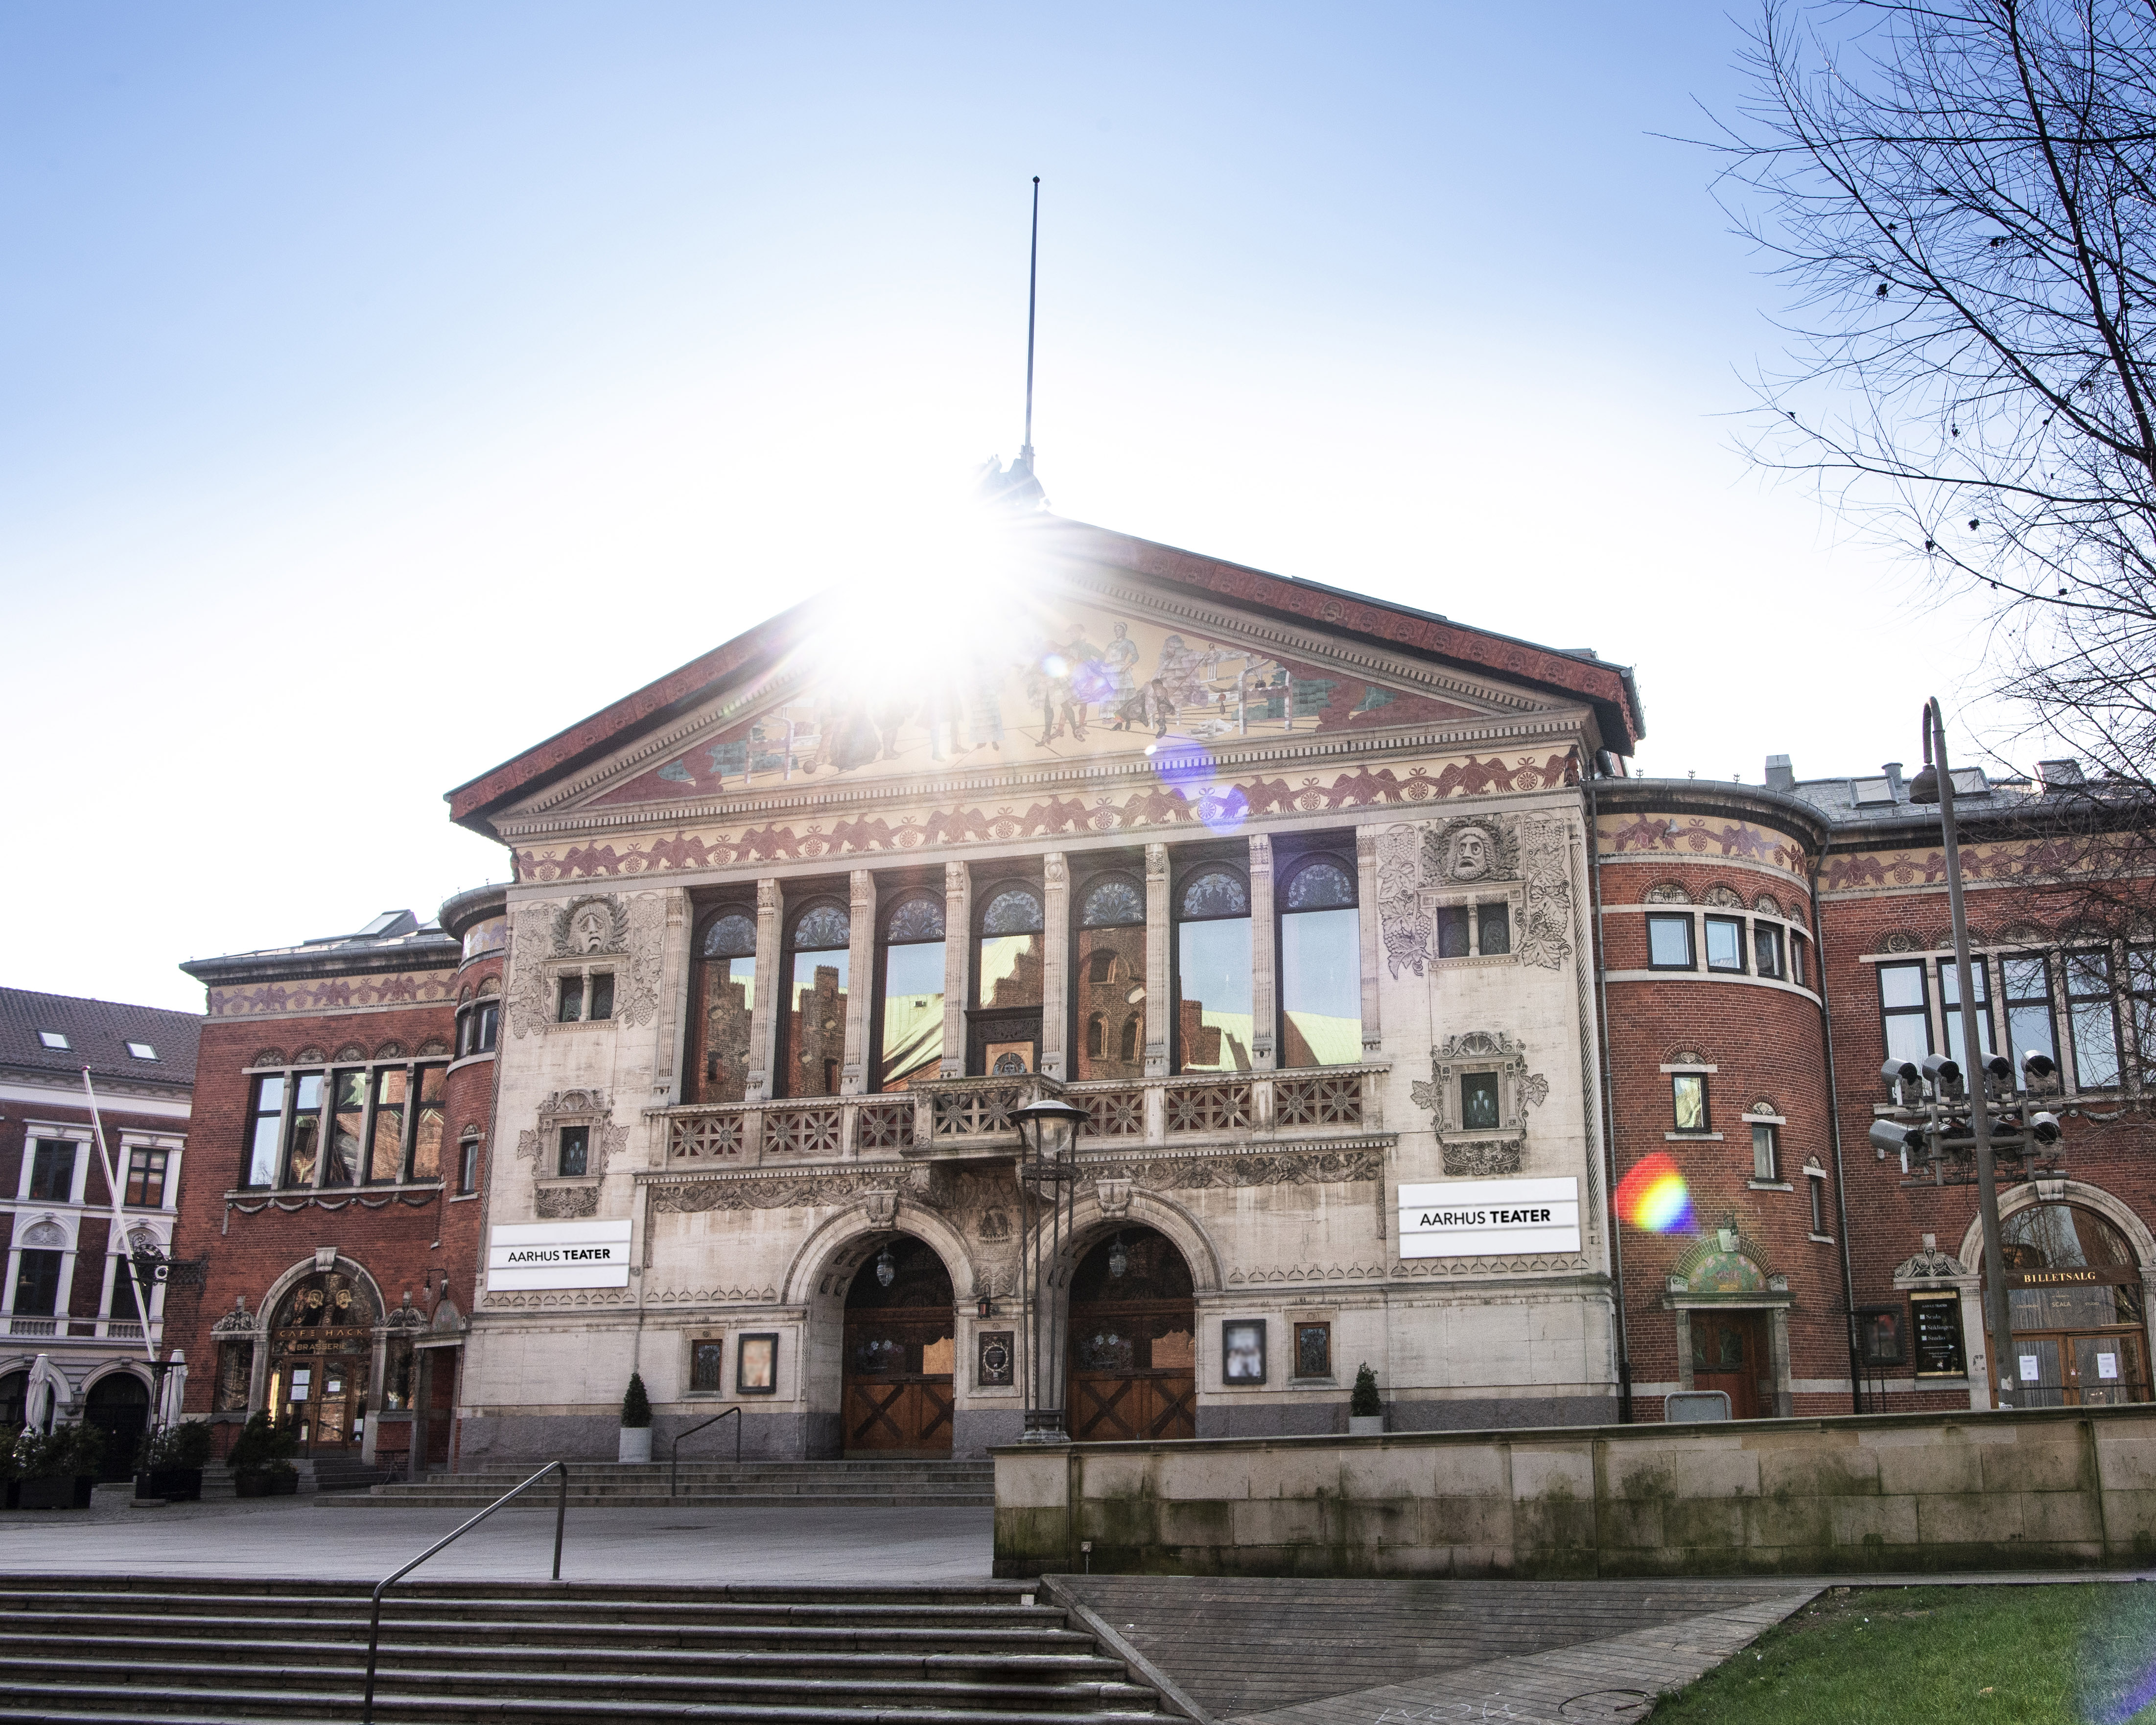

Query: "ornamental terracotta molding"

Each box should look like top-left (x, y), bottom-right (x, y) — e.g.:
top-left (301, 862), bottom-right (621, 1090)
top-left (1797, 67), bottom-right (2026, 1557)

top-left (510, 753), bottom-right (1576, 884)
top-left (1596, 813), bottom-right (1810, 879)
top-left (207, 970), bottom-right (454, 1019)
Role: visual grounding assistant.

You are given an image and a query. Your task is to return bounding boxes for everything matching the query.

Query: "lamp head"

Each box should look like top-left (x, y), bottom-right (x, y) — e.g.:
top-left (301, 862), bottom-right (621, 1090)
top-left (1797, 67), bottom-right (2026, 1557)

top-left (2030, 1110), bottom-right (2062, 1146)
top-left (2023, 1051), bottom-right (2058, 1081)
top-left (1908, 763), bottom-right (1941, 804)
top-left (1870, 1119), bottom-right (1923, 1158)
top-left (1921, 1053), bottom-right (1963, 1094)
top-left (1011, 1097), bottom-right (1090, 1162)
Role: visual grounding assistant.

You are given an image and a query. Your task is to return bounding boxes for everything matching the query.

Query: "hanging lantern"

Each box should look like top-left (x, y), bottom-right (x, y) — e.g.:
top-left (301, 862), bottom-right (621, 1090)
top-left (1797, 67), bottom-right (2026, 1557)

top-left (876, 1244), bottom-right (896, 1288)
top-left (1108, 1233), bottom-right (1129, 1279)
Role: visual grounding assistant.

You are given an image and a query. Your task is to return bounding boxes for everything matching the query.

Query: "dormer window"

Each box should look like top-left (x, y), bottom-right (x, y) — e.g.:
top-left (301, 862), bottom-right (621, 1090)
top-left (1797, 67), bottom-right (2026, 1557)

top-left (126, 1041), bottom-right (158, 1061)
top-left (37, 1030), bottom-right (68, 1050)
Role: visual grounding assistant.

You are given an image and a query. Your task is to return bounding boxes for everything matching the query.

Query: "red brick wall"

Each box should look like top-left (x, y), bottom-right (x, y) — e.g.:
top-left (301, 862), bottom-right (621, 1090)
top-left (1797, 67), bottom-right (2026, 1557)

top-left (171, 996), bottom-right (476, 1420)
top-left (1598, 833), bottom-right (1845, 1421)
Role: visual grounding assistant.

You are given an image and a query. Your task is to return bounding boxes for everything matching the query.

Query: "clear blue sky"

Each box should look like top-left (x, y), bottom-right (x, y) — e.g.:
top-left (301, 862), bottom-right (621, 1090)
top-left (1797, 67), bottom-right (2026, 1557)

top-left (0, 3), bottom-right (1996, 1012)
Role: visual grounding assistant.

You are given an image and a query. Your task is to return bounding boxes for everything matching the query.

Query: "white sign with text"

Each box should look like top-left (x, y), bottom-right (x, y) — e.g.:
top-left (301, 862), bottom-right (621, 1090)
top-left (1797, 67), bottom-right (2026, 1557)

top-left (1399, 1178), bottom-right (1581, 1258)
top-left (488, 1220), bottom-right (633, 1290)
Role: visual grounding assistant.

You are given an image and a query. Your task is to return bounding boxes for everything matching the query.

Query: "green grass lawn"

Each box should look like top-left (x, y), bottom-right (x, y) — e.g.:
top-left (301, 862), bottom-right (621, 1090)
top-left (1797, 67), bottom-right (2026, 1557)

top-left (1644, 1583), bottom-right (2156, 1725)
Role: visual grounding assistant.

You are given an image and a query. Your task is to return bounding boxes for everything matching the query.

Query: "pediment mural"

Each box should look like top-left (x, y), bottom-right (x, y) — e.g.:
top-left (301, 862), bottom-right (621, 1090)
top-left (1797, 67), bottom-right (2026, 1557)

top-left (585, 598), bottom-right (1498, 811)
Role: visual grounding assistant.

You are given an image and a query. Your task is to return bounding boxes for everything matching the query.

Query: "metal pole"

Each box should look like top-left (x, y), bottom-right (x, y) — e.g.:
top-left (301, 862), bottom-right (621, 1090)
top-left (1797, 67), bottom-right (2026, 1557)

top-left (553, 1464), bottom-right (567, 1580)
top-left (1022, 176), bottom-right (1040, 463)
top-left (1928, 700), bottom-right (2017, 1409)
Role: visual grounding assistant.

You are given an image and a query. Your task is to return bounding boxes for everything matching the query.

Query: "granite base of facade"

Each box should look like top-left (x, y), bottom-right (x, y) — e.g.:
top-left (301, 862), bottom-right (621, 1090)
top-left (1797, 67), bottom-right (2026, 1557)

top-left (456, 1411), bottom-right (816, 1465)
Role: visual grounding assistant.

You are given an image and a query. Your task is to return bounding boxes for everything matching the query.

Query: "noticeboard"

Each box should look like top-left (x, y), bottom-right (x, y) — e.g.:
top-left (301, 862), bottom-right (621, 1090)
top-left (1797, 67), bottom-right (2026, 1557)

top-left (1911, 1291), bottom-right (1968, 1378)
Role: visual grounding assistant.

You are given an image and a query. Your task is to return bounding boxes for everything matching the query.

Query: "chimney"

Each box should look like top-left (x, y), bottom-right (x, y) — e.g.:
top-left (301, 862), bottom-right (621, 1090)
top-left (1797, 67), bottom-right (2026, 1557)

top-left (2036, 758), bottom-right (2084, 792)
top-left (1764, 755), bottom-right (1795, 792)
top-left (1883, 762), bottom-right (1905, 797)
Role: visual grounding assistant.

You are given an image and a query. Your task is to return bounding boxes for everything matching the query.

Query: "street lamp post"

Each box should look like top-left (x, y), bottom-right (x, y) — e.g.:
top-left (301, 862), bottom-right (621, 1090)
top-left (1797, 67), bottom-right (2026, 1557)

top-left (1011, 1097), bottom-right (1090, 1443)
top-left (1908, 698), bottom-right (2018, 1409)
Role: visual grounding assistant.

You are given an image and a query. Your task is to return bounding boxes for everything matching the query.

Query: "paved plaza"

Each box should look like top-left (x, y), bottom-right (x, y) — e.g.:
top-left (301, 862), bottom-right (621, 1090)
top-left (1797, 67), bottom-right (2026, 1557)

top-left (5, 1498), bottom-right (2153, 1723)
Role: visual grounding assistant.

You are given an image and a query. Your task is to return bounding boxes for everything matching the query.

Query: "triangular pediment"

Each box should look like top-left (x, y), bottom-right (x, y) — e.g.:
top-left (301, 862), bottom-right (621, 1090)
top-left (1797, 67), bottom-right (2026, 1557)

top-left (450, 516), bottom-right (1641, 836)
top-left (566, 595), bottom-right (1529, 815)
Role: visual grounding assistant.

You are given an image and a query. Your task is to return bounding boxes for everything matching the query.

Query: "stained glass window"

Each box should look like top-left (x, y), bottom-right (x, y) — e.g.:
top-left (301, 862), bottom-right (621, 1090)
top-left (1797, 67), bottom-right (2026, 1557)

top-left (1179, 867), bottom-right (1249, 921)
top-left (1080, 878), bottom-right (1144, 928)
top-left (702, 913), bottom-right (756, 959)
top-left (982, 888), bottom-right (1044, 934)
top-left (1284, 859), bottom-right (1355, 910)
top-left (792, 903), bottom-right (852, 950)
top-left (886, 897), bottom-right (946, 943)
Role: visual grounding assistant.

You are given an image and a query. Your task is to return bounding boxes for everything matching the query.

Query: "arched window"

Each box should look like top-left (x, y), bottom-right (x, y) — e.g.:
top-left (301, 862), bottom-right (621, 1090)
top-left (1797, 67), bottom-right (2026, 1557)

top-left (784, 901), bottom-right (852, 1098)
top-left (1075, 873), bottom-right (1147, 1081)
top-left (692, 910), bottom-right (758, 1103)
top-left (877, 894), bottom-right (946, 1091)
top-left (1174, 864), bottom-right (1252, 1074)
top-left (965, 882), bottom-right (1043, 1074)
top-left (977, 887), bottom-right (1045, 1010)
top-left (1279, 855), bottom-right (1361, 1068)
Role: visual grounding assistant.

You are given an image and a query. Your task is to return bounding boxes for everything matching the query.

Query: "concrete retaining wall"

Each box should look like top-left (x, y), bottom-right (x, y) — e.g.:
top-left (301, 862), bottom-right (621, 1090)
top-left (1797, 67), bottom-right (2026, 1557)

top-left (992, 1404), bottom-right (2156, 1578)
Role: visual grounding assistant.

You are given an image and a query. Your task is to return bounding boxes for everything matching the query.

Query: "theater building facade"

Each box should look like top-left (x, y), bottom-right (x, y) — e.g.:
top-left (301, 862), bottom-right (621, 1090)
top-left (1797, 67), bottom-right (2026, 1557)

top-left (170, 889), bottom-right (506, 1472)
top-left (445, 517), bottom-right (1646, 1459)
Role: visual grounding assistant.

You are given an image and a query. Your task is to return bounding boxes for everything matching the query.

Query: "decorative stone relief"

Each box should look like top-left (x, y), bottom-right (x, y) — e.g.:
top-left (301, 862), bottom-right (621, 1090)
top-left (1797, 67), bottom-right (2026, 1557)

top-left (1086, 1150), bottom-right (1383, 1191)
top-left (535, 1187), bottom-right (600, 1219)
top-left (1410, 1031), bottom-right (1547, 1175)
top-left (1643, 882), bottom-right (1691, 904)
top-left (1444, 1141), bottom-right (1523, 1177)
top-left (1374, 812), bottom-right (1575, 974)
top-left (504, 903), bottom-right (556, 1039)
top-left (1096, 1178), bottom-right (1133, 1218)
top-left (210, 1296), bottom-right (259, 1336)
top-left (1703, 883), bottom-right (1746, 908)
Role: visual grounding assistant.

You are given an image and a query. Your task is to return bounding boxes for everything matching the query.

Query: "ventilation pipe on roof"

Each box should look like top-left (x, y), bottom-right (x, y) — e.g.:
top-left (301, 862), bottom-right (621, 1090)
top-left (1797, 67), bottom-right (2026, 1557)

top-left (1882, 762), bottom-right (1905, 797)
top-left (1764, 755), bottom-right (1795, 792)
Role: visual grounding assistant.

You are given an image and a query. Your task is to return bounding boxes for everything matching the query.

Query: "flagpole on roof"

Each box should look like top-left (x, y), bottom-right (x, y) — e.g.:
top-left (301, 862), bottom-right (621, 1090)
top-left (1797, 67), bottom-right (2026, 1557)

top-left (1021, 176), bottom-right (1040, 469)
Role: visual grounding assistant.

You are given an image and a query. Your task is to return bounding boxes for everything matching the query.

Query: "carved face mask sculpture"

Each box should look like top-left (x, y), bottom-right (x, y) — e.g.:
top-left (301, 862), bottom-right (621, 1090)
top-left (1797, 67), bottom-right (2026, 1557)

top-left (1450, 829), bottom-right (1492, 881)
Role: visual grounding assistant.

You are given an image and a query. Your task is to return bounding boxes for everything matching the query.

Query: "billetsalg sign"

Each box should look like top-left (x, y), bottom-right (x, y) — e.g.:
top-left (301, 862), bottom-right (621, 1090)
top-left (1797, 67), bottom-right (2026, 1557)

top-left (487, 1220), bottom-right (633, 1290)
top-left (1398, 1178), bottom-right (1581, 1257)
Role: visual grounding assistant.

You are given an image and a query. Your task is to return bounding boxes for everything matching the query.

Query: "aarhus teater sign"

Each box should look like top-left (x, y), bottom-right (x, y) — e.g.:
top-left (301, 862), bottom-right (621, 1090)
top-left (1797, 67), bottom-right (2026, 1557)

top-left (488, 1220), bottom-right (633, 1290)
top-left (1398, 1179), bottom-right (1580, 1258)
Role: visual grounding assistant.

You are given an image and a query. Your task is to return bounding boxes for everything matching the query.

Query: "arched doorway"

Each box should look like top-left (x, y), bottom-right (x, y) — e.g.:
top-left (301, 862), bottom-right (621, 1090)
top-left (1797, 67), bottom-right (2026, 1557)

top-left (841, 1235), bottom-right (955, 1456)
top-left (1068, 1227), bottom-right (1196, 1441)
top-left (266, 1269), bottom-right (377, 1452)
top-left (83, 1373), bottom-right (150, 1481)
top-left (1998, 1203), bottom-right (2151, 1407)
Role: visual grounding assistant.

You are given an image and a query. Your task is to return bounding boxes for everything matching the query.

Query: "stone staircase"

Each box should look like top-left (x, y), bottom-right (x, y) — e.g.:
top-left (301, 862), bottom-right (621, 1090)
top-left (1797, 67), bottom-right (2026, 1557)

top-left (0, 1576), bottom-right (1176, 1722)
top-left (338, 1459), bottom-right (996, 1510)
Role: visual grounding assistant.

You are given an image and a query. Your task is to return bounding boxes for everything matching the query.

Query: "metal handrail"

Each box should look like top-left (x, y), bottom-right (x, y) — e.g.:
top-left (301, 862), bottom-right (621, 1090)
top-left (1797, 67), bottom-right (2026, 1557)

top-left (360, 1459), bottom-right (568, 1724)
top-left (670, 1408), bottom-right (742, 1496)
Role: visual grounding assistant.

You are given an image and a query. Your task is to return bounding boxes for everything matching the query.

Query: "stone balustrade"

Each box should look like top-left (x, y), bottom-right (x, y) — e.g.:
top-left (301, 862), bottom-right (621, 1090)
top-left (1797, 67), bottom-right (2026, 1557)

top-left (648, 1063), bottom-right (1388, 1167)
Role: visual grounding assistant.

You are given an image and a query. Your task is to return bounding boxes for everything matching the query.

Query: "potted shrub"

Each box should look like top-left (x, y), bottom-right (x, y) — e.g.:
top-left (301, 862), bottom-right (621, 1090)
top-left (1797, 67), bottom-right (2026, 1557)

top-left (226, 1411), bottom-right (301, 1497)
top-left (135, 1419), bottom-right (214, 1502)
top-left (618, 1371), bottom-right (653, 1464)
top-left (1348, 1363), bottom-right (1385, 1437)
top-left (16, 1423), bottom-right (105, 1510)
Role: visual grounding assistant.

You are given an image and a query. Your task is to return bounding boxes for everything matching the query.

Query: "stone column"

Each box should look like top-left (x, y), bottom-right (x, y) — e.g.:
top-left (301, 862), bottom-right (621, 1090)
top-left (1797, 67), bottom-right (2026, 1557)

top-left (1248, 834), bottom-right (1276, 1071)
top-left (409, 1347), bottom-right (432, 1478)
top-left (1145, 844), bottom-right (1172, 1078)
top-left (1355, 828), bottom-right (1383, 1057)
top-left (653, 888), bottom-right (691, 1105)
top-left (1040, 854), bottom-right (1070, 1081)
top-left (843, 871), bottom-right (876, 1094)
top-left (941, 862), bottom-right (971, 1078)
top-left (747, 879), bottom-right (782, 1101)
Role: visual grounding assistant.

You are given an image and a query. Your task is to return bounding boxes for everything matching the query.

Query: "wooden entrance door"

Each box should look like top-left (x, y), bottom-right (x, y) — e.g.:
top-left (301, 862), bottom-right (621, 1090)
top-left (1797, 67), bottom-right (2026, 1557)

top-left (1690, 1310), bottom-right (1768, 1419)
top-left (1067, 1228), bottom-right (1197, 1443)
top-left (841, 1235), bottom-right (955, 1457)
